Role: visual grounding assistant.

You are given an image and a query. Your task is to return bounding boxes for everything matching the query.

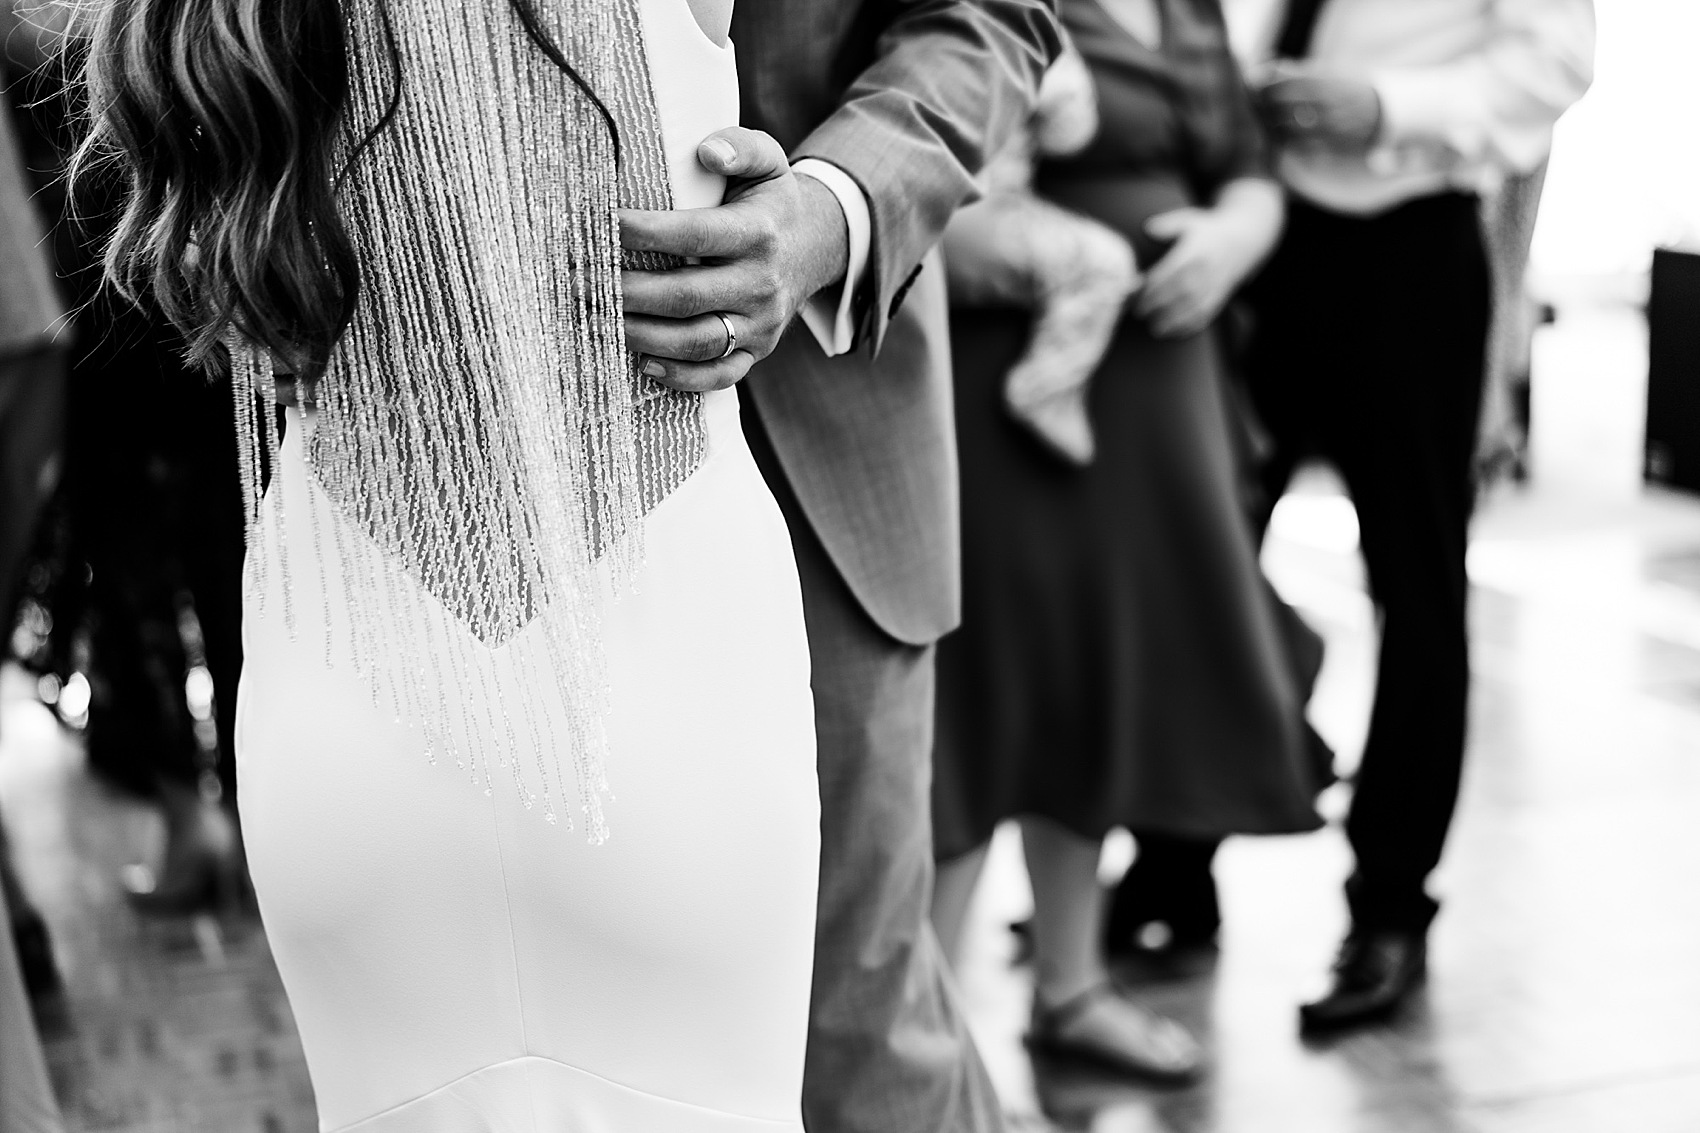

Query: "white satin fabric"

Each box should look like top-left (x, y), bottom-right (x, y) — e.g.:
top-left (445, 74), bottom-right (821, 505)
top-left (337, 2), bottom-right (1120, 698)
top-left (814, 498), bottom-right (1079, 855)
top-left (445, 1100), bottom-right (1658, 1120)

top-left (236, 4), bottom-right (821, 1129)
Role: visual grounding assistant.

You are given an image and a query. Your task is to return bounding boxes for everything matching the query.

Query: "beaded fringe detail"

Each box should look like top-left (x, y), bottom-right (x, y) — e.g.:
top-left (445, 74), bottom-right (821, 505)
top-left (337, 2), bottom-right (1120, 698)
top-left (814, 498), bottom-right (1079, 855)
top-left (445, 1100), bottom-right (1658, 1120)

top-left (229, 0), bottom-right (703, 841)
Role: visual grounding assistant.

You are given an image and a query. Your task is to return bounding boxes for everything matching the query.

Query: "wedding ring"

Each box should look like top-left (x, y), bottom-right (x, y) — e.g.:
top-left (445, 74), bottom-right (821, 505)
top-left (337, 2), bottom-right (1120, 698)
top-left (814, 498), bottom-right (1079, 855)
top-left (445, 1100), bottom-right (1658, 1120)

top-left (715, 312), bottom-right (738, 359)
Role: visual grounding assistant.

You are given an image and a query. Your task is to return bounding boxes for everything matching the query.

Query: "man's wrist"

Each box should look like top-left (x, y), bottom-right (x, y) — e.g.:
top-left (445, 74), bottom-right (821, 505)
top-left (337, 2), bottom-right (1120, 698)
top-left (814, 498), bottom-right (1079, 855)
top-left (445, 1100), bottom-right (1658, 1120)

top-left (790, 157), bottom-right (870, 357)
top-left (794, 170), bottom-right (851, 300)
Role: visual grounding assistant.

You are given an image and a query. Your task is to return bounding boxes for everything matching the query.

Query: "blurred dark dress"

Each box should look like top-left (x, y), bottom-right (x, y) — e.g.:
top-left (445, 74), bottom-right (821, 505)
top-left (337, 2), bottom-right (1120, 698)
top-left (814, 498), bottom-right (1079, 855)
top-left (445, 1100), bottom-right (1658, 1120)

top-left (932, 0), bottom-right (1321, 860)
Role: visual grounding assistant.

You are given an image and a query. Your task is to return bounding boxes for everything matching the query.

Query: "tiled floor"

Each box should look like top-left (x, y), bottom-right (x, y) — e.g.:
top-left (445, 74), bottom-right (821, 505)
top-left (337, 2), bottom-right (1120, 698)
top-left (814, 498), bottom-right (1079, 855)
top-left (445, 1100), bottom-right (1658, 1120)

top-left (5, 306), bottom-right (1700, 1133)
top-left (0, 689), bottom-right (315, 1132)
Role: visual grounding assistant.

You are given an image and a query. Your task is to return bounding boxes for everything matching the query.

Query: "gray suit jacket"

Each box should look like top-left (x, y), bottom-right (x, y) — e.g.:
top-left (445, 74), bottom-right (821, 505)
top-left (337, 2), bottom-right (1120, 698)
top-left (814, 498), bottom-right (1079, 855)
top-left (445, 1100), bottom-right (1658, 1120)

top-left (733, 0), bottom-right (1061, 646)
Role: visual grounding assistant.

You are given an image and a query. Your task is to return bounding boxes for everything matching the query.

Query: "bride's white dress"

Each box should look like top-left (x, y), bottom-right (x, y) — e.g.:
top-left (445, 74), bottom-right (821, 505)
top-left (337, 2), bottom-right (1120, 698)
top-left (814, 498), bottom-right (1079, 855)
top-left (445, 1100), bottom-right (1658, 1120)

top-left (235, 3), bottom-right (821, 1130)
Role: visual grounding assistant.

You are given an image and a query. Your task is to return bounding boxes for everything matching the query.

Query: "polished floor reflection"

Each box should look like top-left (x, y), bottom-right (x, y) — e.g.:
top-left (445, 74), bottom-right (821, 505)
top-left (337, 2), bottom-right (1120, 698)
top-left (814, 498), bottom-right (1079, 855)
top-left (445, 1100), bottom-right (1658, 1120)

top-left (0, 678), bottom-right (313, 1132)
top-left (4, 307), bottom-right (1700, 1132)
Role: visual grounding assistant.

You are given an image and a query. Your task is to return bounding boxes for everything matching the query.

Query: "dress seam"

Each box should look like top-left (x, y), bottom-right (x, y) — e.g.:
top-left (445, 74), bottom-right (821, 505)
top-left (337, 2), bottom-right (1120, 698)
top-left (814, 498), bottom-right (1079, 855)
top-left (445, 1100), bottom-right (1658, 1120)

top-left (483, 772), bottom-right (532, 1065)
top-left (330, 1053), bottom-right (802, 1130)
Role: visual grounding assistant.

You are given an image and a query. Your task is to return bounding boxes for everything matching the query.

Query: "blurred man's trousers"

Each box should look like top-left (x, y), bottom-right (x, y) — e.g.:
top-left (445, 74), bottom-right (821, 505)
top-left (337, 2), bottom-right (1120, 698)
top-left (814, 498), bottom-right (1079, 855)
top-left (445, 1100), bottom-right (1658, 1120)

top-left (745, 407), bottom-right (1002, 1133)
top-left (1246, 192), bottom-right (1492, 934)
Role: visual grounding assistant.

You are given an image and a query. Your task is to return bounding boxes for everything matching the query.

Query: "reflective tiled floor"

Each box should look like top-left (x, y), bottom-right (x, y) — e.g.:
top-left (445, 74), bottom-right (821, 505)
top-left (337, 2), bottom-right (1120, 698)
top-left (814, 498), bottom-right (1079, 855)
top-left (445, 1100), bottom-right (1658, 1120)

top-left (4, 308), bottom-right (1700, 1132)
top-left (0, 686), bottom-right (314, 1132)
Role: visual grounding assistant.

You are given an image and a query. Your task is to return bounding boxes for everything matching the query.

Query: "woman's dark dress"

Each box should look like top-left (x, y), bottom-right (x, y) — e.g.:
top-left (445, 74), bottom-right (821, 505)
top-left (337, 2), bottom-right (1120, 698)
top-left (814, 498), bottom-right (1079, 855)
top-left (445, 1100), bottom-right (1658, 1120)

top-left (932, 0), bottom-right (1321, 859)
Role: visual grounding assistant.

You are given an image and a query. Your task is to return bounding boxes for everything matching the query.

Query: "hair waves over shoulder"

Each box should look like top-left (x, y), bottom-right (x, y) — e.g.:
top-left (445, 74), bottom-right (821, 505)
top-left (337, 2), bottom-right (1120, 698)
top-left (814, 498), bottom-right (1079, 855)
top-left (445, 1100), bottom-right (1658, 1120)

top-left (74, 0), bottom-right (356, 378)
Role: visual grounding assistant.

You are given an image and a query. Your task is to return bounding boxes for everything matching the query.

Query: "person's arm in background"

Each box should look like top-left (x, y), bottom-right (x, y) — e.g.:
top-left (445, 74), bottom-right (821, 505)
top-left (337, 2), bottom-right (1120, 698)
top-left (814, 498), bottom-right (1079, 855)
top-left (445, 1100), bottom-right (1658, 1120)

top-left (0, 77), bottom-right (71, 1133)
top-left (1256, 0), bottom-right (1595, 168)
top-left (1136, 178), bottom-right (1282, 338)
top-left (1138, 10), bottom-right (1284, 340)
top-left (1370, 0), bottom-right (1595, 174)
top-left (790, 0), bottom-right (1064, 353)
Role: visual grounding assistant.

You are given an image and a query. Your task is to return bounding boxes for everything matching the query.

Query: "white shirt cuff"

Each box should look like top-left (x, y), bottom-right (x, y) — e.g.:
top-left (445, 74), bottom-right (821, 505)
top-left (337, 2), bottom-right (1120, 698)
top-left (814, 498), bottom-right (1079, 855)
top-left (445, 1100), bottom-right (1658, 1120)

top-left (1372, 67), bottom-right (1489, 164)
top-left (791, 157), bottom-right (871, 358)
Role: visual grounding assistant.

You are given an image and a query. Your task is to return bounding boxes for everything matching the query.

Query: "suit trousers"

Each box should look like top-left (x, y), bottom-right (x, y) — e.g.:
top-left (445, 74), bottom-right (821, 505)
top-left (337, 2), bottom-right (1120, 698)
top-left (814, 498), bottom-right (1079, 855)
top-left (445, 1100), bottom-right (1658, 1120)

top-left (1246, 192), bottom-right (1491, 934)
top-left (744, 404), bottom-right (1001, 1133)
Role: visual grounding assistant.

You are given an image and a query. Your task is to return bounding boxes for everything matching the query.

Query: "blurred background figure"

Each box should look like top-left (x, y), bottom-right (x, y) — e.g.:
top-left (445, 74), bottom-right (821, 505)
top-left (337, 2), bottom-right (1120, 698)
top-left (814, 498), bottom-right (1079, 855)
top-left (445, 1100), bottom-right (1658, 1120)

top-left (1104, 0), bottom-right (1594, 1011)
top-left (1199, 0), bottom-right (1593, 1033)
top-left (1, 5), bottom-right (69, 1129)
top-left (930, 0), bottom-right (1325, 1082)
top-left (3, 0), bottom-right (247, 917)
top-left (0, 8), bottom-right (63, 614)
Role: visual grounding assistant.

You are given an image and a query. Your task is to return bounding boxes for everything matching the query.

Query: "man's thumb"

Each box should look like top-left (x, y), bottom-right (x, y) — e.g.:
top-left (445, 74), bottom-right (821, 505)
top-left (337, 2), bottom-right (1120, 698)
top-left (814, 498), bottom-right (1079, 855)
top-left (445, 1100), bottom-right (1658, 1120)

top-left (697, 127), bottom-right (789, 182)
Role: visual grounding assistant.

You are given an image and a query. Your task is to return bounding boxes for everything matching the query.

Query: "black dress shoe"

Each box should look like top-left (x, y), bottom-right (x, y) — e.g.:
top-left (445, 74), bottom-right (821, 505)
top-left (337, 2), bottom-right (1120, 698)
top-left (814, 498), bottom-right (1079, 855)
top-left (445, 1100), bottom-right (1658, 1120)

top-left (1299, 930), bottom-right (1426, 1033)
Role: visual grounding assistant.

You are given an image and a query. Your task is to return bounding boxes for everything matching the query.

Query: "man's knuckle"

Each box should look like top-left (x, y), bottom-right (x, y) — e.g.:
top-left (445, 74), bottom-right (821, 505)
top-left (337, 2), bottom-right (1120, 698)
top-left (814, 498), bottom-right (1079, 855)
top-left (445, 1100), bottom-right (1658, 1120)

top-left (745, 333), bottom-right (776, 363)
top-left (751, 270), bottom-right (783, 307)
top-left (667, 226), bottom-right (700, 258)
top-left (663, 281), bottom-right (700, 317)
top-left (694, 322), bottom-right (723, 361)
top-left (746, 214), bottom-right (779, 251)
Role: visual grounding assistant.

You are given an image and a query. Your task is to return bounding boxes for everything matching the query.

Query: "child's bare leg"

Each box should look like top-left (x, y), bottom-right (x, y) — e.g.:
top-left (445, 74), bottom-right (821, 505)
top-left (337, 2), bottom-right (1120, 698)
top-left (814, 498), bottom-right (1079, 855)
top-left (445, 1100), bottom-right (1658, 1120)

top-left (1004, 206), bottom-right (1137, 464)
top-left (1004, 302), bottom-right (1111, 463)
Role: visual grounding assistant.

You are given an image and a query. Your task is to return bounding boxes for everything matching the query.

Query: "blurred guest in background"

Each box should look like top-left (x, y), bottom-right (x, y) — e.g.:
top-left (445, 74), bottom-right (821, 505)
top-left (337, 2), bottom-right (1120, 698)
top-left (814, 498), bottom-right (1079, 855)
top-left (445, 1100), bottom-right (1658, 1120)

top-left (930, 0), bottom-right (1323, 1081)
top-left (47, 356), bottom-right (247, 914)
top-left (2, 0), bottom-right (68, 998)
top-left (1219, 0), bottom-right (1594, 1032)
top-left (1, 0), bottom-right (65, 648)
top-left (4, 1), bottom-right (247, 916)
top-left (1, 7), bottom-right (70, 1127)
top-left (0, 47), bottom-right (63, 626)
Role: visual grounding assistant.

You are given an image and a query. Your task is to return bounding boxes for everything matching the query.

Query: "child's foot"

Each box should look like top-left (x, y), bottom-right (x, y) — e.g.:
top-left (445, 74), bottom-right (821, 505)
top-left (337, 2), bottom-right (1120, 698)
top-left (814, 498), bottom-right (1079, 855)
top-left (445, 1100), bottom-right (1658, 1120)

top-left (1006, 383), bottom-right (1094, 465)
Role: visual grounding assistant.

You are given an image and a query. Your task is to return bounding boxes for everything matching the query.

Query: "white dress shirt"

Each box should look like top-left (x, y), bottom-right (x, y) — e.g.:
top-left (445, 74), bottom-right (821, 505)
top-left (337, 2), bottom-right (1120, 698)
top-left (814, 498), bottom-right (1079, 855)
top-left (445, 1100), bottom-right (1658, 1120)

top-left (1237, 0), bottom-right (1595, 215)
top-left (792, 158), bottom-right (873, 356)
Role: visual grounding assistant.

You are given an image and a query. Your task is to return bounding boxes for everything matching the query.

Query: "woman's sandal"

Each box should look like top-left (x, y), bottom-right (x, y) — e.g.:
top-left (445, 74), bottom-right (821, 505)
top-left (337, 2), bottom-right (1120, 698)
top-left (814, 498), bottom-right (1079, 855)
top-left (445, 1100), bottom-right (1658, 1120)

top-left (1028, 981), bottom-right (1204, 1084)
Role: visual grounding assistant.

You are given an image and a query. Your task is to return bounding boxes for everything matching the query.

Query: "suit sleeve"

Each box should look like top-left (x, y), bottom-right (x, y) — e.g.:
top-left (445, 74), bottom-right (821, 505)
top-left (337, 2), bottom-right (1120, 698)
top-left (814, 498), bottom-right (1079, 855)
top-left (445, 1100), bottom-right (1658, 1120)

top-left (789, 0), bottom-right (1064, 354)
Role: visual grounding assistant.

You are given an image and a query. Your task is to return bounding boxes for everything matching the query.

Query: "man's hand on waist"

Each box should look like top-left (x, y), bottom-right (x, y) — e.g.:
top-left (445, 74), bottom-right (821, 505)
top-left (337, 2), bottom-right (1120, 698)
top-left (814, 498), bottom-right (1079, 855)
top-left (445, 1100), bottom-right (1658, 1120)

top-left (619, 127), bottom-right (851, 392)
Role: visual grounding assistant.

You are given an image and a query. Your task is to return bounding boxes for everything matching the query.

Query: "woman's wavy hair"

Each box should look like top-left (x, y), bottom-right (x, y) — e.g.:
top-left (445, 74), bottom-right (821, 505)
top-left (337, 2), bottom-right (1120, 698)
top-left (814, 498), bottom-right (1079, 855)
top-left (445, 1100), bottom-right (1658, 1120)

top-left (73, 0), bottom-right (616, 380)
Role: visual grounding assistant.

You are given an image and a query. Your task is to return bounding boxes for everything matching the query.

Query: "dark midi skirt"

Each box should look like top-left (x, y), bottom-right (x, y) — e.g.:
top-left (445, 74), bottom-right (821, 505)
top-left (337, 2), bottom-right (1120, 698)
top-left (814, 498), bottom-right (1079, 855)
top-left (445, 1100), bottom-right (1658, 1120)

top-left (932, 308), bottom-right (1322, 860)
